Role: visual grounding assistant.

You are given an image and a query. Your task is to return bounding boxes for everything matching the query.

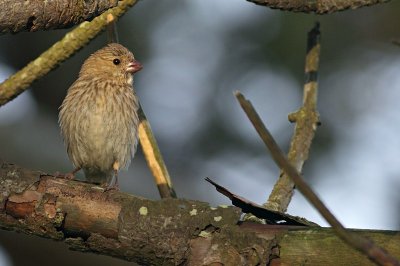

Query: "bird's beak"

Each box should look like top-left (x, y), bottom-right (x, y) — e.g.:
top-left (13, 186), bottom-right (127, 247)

top-left (126, 60), bottom-right (143, 74)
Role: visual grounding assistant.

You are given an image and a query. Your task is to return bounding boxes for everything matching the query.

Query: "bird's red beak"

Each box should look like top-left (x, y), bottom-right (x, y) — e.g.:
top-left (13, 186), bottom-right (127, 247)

top-left (126, 60), bottom-right (143, 73)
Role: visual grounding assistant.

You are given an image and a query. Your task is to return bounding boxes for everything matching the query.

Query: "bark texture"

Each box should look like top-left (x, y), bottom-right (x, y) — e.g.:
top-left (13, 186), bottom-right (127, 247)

top-left (0, 0), bottom-right (118, 34)
top-left (247, 0), bottom-right (391, 14)
top-left (0, 161), bottom-right (273, 265)
top-left (1, 161), bottom-right (400, 265)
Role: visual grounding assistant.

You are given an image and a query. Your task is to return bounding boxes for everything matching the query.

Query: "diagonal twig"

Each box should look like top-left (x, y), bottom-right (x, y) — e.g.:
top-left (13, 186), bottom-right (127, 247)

top-left (265, 22), bottom-right (321, 213)
top-left (235, 91), bottom-right (400, 266)
top-left (105, 13), bottom-right (176, 199)
top-left (138, 107), bottom-right (177, 198)
top-left (0, 0), bottom-right (138, 107)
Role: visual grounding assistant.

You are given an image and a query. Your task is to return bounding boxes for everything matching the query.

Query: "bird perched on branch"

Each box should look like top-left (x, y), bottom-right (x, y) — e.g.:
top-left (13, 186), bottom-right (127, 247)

top-left (59, 43), bottom-right (142, 189)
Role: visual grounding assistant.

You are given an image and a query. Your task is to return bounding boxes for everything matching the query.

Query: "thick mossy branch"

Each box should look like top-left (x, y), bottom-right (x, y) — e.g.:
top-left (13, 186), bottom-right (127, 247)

top-left (0, 161), bottom-right (271, 265)
top-left (267, 226), bottom-right (400, 265)
top-left (0, 0), bottom-right (119, 34)
top-left (265, 23), bottom-right (321, 213)
top-left (0, 0), bottom-right (138, 107)
top-left (1, 161), bottom-right (400, 265)
top-left (247, 0), bottom-right (391, 14)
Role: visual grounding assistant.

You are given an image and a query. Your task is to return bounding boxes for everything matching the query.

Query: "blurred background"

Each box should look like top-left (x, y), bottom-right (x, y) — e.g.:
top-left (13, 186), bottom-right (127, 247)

top-left (1, 0), bottom-right (400, 265)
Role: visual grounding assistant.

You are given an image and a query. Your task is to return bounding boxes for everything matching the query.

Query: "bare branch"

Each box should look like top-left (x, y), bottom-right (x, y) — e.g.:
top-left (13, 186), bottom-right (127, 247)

top-left (0, 0), bottom-right (138, 107)
top-left (234, 91), bottom-right (400, 266)
top-left (266, 22), bottom-right (321, 213)
top-left (0, 0), bottom-right (119, 34)
top-left (106, 13), bottom-right (119, 44)
top-left (247, 0), bottom-right (391, 14)
top-left (138, 106), bottom-right (177, 198)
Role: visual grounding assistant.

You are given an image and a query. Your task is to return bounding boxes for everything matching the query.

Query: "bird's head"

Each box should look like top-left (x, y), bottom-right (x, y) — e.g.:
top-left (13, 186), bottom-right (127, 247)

top-left (79, 43), bottom-right (142, 84)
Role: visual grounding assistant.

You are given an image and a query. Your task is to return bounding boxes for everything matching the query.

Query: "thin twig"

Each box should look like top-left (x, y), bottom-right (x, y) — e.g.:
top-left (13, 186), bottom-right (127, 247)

top-left (235, 91), bottom-right (400, 266)
top-left (106, 13), bottom-right (119, 44)
top-left (138, 107), bottom-right (177, 198)
top-left (0, 0), bottom-right (138, 107)
top-left (265, 22), bottom-right (321, 213)
top-left (105, 12), bottom-right (176, 199)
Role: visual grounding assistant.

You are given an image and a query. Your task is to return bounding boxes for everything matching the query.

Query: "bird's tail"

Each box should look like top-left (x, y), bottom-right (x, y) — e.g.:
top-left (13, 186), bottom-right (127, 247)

top-left (83, 168), bottom-right (114, 186)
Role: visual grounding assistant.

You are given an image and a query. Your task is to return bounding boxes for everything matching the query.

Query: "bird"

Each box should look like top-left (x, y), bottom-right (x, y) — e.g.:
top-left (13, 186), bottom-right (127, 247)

top-left (58, 43), bottom-right (142, 189)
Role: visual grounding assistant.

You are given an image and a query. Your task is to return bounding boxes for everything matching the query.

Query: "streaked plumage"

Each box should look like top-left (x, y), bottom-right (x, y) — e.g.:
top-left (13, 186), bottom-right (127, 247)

top-left (59, 43), bottom-right (142, 187)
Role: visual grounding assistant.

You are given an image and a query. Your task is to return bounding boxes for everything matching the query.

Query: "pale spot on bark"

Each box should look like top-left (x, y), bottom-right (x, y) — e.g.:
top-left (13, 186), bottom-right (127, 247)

top-left (214, 216), bottom-right (222, 222)
top-left (190, 209), bottom-right (197, 216)
top-left (139, 206), bottom-right (148, 216)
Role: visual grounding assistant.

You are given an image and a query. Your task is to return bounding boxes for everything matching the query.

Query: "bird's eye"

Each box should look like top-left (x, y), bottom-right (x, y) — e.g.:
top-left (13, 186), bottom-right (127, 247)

top-left (113, 58), bottom-right (120, 65)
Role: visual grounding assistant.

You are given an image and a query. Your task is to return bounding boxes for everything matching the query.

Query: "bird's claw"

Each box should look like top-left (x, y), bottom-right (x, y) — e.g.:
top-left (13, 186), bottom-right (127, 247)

top-left (103, 183), bottom-right (119, 192)
top-left (54, 171), bottom-right (75, 180)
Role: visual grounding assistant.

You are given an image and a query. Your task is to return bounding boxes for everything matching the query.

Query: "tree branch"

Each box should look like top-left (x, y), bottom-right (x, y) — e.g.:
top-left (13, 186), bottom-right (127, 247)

top-left (0, 0), bottom-right (138, 107)
top-left (234, 91), bottom-right (400, 266)
top-left (249, 223), bottom-right (400, 265)
top-left (0, 160), bottom-right (272, 265)
top-left (0, 0), bottom-right (119, 34)
top-left (138, 106), bottom-right (177, 198)
top-left (1, 161), bottom-right (400, 265)
top-left (247, 0), bottom-right (391, 14)
top-left (106, 13), bottom-right (119, 44)
top-left (265, 22), bottom-right (321, 213)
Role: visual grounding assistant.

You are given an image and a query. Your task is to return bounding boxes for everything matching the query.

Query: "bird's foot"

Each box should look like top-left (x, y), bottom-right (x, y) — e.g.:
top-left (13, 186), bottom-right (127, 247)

top-left (103, 182), bottom-right (119, 192)
top-left (103, 164), bottom-right (120, 192)
top-left (54, 167), bottom-right (81, 180)
top-left (54, 171), bottom-right (75, 180)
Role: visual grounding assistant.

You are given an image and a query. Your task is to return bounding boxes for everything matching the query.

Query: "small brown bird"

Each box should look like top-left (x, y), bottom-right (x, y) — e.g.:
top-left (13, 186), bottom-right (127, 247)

top-left (59, 43), bottom-right (142, 188)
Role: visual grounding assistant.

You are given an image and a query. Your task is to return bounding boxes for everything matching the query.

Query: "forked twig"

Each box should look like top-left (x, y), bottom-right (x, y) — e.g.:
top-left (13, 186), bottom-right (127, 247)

top-left (235, 91), bottom-right (400, 266)
top-left (265, 22), bottom-right (321, 213)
